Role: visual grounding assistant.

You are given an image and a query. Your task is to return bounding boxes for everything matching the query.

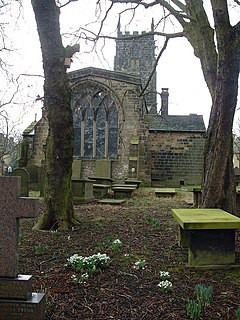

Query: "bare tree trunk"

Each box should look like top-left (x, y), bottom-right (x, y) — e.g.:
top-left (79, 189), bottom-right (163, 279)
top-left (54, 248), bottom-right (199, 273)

top-left (202, 50), bottom-right (239, 212)
top-left (31, 0), bottom-right (79, 229)
top-left (201, 0), bottom-right (240, 213)
top-left (183, 0), bottom-right (240, 212)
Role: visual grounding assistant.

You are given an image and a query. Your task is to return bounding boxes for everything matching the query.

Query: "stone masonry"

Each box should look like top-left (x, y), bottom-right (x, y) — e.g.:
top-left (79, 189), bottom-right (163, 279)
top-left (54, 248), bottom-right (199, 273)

top-left (19, 24), bottom-right (206, 187)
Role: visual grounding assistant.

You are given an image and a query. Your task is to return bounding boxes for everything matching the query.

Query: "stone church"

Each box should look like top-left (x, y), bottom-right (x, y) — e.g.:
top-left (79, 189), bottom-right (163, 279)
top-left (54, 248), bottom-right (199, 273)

top-left (19, 23), bottom-right (206, 187)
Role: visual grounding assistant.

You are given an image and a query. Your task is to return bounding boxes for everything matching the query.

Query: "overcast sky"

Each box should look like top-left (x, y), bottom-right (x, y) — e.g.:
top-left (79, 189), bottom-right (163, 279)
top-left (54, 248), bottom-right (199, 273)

top-left (8, 0), bottom-right (240, 132)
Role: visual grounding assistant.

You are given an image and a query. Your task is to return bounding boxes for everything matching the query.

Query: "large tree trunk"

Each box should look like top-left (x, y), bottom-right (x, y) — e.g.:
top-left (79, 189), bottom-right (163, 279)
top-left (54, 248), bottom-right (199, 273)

top-left (184, 0), bottom-right (240, 212)
top-left (202, 70), bottom-right (238, 212)
top-left (31, 0), bottom-right (79, 229)
top-left (201, 1), bottom-right (240, 212)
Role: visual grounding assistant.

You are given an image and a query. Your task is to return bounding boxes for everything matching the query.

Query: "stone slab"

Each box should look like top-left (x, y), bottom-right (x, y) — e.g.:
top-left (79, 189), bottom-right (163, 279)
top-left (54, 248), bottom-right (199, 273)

top-left (95, 159), bottom-right (112, 178)
top-left (124, 179), bottom-right (141, 188)
top-left (112, 186), bottom-right (136, 190)
top-left (0, 275), bottom-right (32, 300)
top-left (0, 292), bottom-right (46, 320)
top-left (171, 208), bottom-right (240, 230)
top-left (93, 184), bottom-right (111, 188)
top-left (155, 188), bottom-right (176, 197)
top-left (113, 184), bottom-right (137, 189)
top-left (98, 199), bottom-right (125, 205)
top-left (72, 159), bottom-right (82, 179)
top-left (88, 176), bottom-right (114, 185)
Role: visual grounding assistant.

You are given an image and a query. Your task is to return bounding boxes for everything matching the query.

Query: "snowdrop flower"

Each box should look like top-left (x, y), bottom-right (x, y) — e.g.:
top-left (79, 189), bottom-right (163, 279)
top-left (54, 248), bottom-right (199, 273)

top-left (159, 271), bottom-right (170, 280)
top-left (157, 280), bottom-right (173, 292)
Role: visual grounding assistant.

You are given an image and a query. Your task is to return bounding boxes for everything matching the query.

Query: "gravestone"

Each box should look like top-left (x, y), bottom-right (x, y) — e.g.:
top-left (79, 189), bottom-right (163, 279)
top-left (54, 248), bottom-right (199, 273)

top-left (95, 159), bottom-right (112, 178)
top-left (13, 167), bottom-right (29, 197)
top-left (38, 166), bottom-right (46, 197)
top-left (72, 159), bottom-right (82, 179)
top-left (0, 176), bottom-right (46, 319)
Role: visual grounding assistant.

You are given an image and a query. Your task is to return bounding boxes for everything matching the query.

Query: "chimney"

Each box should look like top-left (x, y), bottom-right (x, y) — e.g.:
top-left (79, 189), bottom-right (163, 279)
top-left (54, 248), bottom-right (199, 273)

top-left (160, 88), bottom-right (169, 116)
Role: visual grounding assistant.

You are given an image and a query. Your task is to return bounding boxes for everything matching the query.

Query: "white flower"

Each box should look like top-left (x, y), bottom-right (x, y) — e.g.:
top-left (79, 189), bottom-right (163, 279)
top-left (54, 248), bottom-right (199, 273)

top-left (80, 273), bottom-right (89, 282)
top-left (113, 239), bottom-right (122, 244)
top-left (159, 271), bottom-right (170, 280)
top-left (134, 259), bottom-right (146, 269)
top-left (157, 280), bottom-right (173, 291)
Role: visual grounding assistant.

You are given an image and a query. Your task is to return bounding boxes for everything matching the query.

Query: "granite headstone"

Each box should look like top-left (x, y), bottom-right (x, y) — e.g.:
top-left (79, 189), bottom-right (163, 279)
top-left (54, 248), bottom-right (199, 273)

top-left (0, 176), bottom-right (46, 319)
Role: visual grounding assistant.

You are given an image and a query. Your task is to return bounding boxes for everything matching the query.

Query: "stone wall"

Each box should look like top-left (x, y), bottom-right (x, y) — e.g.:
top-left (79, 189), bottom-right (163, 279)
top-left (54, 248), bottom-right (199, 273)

top-left (29, 112), bottom-right (48, 167)
top-left (114, 31), bottom-right (157, 113)
top-left (146, 131), bottom-right (205, 186)
top-left (70, 69), bottom-right (146, 181)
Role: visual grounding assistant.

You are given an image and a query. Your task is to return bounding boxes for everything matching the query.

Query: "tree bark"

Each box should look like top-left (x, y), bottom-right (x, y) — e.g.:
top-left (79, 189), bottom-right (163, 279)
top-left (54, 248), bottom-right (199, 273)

top-left (31, 0), bottom-right (79, 229)
top-left (182, 0), bottom-right (240, 212)
top-left (201, 0), bottom-right (240, 212)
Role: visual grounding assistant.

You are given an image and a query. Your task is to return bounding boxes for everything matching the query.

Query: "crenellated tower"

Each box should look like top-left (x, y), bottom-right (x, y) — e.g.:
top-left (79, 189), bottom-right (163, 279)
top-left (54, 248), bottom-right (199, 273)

top-left (114, 19), bottom-right (157, 114)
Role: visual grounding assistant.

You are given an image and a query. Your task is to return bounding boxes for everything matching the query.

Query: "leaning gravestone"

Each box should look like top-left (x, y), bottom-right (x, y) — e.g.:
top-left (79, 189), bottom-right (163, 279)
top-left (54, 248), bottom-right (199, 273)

top-left (0, 176), bottom-right (46, 319)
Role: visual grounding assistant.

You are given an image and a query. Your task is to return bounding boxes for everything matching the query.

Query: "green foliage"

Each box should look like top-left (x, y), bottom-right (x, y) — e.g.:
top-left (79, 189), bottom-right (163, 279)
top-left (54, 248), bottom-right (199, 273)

top-left (96, 234), bottom-right (114, 250)
top-left (67, 253), bottom-right (110, 274)
top-left (158, 271), bottom-right (172, 292)
top-left (111, 239), bottom-right (122, 252)
top-left (19, 233), bottom-right (24, 245)
top-left (187, 284), bottom-right (213, 319)
top-left (195, 284), bottom-right (213, 307)
top-left (143, 215), bottom-right (161, 228)
top-left (159, 271), bottom-right (171, 281)
top-left (34, 244), bottom-right (45, 255)
top-left (71, 273), bottom-right (89, 284)
top-left (236, 307), bottom-right (240, 319)
top-left (157, 280), bottom-right (172, 292)
top-left (186, 299), bottom-right (202, 320)
top-left (133, 259), bottom-right (146, 270)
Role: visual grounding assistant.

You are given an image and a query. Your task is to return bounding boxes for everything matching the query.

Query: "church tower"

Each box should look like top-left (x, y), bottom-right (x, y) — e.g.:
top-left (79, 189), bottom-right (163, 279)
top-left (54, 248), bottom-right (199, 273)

top-left (114, 19), bottom-right (157, 114)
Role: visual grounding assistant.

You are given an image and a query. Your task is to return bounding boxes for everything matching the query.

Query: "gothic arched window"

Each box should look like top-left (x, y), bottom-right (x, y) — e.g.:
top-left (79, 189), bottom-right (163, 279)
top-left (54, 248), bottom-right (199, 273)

top-left (72, 84), bottom-right (119, 159)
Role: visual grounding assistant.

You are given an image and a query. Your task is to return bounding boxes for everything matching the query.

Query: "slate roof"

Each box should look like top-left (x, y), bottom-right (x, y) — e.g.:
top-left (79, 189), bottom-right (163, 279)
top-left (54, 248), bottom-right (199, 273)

top-left (23, 121), bottom-right (37, 136)
top-left (68, 67), bottom-right (142, 86)
top-left (145, 114), bottom-right (206, 132)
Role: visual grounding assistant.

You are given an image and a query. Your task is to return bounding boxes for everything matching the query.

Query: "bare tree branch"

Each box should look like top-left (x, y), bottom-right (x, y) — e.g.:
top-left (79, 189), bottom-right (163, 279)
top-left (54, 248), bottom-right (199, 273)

top-left (59, 0), bottom-right (78, 9)
top-left (110, 0), bottom-right (194, 22)
top-left (140, 37), bottom-right (170, 98)
top-left (0, 83), bottom-right (20, 108)
top-left (16, 73), bottom-right (44, 81)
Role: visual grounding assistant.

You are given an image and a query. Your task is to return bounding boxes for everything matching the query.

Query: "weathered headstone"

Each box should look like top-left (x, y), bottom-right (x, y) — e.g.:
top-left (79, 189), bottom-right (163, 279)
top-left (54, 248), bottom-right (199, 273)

top-left (39, 166), bottom-right (46, 197)
top-left (72, 159), bottom-right (82, 179)
top-left (0, 176), bottom-right (46, 319)
top-left (13, 167), bottom-right (29, 197)
top-left (95, 159), bottom-right (112, 178)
